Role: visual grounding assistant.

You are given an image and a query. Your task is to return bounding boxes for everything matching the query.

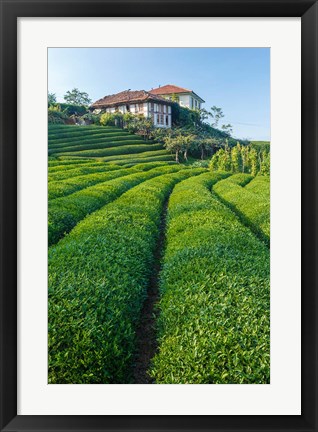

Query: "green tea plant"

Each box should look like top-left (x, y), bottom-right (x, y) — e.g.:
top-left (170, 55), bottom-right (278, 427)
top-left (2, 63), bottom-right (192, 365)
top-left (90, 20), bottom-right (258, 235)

top-left (149, 172), bottom-right (270, 384)
top-left (48, 165), bottom-right (186, 246)
top-left (48, 167), bottom-right (140, 200)
top-left (53, 144), bottom-right (164, 158)
top-left (48, 168), bottom-right (205, 384)
top-left (213, 174), bottom-right (270, 244)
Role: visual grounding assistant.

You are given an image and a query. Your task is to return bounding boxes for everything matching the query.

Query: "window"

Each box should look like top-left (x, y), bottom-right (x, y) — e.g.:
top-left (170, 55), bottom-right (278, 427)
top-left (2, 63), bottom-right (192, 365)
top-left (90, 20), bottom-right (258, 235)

top-left (157, 114), bottom-right (160, 123)
top-left (166, 115), bottom-right (169, 126)
top-left (139, 103), bottom-right (143, 112)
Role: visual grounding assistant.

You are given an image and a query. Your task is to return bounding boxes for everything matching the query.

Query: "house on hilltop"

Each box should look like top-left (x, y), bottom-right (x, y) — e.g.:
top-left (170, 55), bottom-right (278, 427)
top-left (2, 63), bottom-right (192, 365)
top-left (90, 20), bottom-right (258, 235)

top-left (149, 84), bottom-right (205, 110)
top-left (91, 90), bottom-right (172, 128)
top-left (91, 85), bottom-right (205, 128)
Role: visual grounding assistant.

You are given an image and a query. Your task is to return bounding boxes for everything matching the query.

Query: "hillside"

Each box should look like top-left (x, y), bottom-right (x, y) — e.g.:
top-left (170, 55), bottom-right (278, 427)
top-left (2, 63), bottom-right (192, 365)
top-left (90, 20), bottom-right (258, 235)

top-left (48, 124), bottom-right (270, 385)
top-left (48, 124), bottom-right (174, 165)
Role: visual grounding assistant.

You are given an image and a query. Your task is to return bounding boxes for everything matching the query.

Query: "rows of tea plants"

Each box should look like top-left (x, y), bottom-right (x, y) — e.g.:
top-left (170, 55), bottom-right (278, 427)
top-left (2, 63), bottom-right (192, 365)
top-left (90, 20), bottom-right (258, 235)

top-left (54, 143), bottom-right (164, 158)
top-left (49, 166), bottom-right (140, 200)
top-left (150, 172), bottom-right (270, 384)
top-left (213, 174), bottom-right (270, 244)
top-left (48, 124), bottom-right (172, 162)
top-left (48, 163), bottom-right (117, 181)
top-left (48, 165), bottom-right (185, 246)
top-left (48, 168), bottom-right (205, 384)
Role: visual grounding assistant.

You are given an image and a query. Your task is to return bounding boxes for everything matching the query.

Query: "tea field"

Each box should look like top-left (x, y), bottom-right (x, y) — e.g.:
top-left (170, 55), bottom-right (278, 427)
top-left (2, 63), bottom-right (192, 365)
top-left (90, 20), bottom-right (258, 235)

top-left (48, 124), bottom-right (270, 384)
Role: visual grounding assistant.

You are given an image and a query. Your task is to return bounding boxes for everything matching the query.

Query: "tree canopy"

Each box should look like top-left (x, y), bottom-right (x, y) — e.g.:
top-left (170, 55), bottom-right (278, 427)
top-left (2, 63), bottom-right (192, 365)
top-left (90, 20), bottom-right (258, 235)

top-left (64, 88), bottom-right (92, 106)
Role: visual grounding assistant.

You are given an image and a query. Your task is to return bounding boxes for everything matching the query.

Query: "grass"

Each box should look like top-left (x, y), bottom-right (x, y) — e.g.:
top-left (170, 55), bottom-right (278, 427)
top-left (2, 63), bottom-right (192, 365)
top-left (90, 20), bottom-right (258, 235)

top-left (149, 172), bottom-right (270, 384)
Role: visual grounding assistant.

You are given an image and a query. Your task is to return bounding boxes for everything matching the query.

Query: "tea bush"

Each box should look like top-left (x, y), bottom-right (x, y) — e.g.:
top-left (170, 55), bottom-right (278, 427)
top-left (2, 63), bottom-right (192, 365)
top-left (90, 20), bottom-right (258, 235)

top-left (213, 174), bottom-right (270, 244)
top-left (54, 144), bottom-right (164, 158)
top-left (48, 168), bottom-right (204, 383)
top-left (48, 165), bottom-right (186, 246)
top-left (48, 167), bottom-right (139, 200)
top-left (150, 172), bottom-right (270, 384)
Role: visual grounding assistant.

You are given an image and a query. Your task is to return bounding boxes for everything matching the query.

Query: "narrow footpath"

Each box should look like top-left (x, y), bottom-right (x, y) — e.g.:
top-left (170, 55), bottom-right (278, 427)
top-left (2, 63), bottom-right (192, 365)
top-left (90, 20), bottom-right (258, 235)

top-left (132, 200), bottom-right (169, 384)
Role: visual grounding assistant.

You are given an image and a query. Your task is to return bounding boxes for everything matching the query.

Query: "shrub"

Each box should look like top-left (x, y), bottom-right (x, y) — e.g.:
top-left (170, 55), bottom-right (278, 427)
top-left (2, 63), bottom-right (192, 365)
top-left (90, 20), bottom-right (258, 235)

top-left (54, 144), bottom-right (164, 158)
top-left (213, 174), bottom-right (270, 244)
top-left (48, 106), bottom-right (68, 124)
top-left (48, 168), bottom-right (205, 383)
top-left (48, 166), bottom-right (182, 246)
top-left (149, 172), bottom-right (270, 384)
top-left (49, 167), bottom-right (141, 200)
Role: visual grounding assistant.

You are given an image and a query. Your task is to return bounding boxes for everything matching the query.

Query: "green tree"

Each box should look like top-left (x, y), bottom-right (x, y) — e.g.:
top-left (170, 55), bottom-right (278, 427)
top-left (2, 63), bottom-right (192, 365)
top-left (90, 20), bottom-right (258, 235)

top-left (221, 123), bottom-right (233, 136)
top-left (163, 134), bottom-right (182, 163)
top-left (209, 106), bottom-right (224, 128)
top-left (260, 150), bottom-right (270, 176)
top-left (249, 148), bottom-right (258, 176)
top-left (64, 88), bottom-right (92, 106)
top-left (181, 134), bottom-right (196, 161)
top-left (241, 146), bottom-right (249, 173)
top-left (231, 143), bottom-right (242, 172)
top-left (48, 92), bottom-right (57, 106)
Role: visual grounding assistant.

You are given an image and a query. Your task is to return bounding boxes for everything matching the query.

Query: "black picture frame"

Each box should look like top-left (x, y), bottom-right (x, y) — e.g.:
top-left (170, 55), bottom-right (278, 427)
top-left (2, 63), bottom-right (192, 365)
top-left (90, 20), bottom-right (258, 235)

top-left (1, 1), bottom-right (317, 431)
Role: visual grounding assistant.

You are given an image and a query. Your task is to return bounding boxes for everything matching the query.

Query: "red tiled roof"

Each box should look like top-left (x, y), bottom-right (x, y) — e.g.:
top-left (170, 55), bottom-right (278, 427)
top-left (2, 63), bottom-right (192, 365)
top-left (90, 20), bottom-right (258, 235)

top-left (91, 90), bottom-right (170, 108)
top-left (149, 85), bottom-right (191, 95)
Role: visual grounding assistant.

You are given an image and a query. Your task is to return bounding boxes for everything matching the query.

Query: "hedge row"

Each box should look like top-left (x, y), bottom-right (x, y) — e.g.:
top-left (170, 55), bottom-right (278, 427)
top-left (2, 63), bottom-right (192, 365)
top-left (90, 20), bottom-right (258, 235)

top-left (49, 167), bottom-right (140, 200)
top-left (105, 155), bottom-right (174, 165)
top-left (48, 125), bottom-right (120, 139)
top-left (49, 139), bottom-right (153, 155)
top-left (54, 144), bottom-right (164, 158)
top-left (125, 161), bottom-right (177, 169)
top-left (48, 159), bottom-right (93, 168)
top-left (48, 167), bottom-right (205, 384)
top-left (48, 161), bottom-right (102, 174)
top-left (48, 165), bottom-right (184, 246)
top-left (150, 172), bottom-right (270, 384)
top-left (49, 135), bottom-right (147, 151)
top-left (213, 174), bottom-right (270, 245)
top-left (48, 163), bottom-right (118, 182)
top-left (49, 132), bottom-right (134, 148)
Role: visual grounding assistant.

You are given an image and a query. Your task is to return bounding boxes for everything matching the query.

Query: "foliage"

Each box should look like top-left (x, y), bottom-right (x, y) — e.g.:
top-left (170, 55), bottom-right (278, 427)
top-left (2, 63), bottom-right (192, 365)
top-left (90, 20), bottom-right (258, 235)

top-left (64, 88), bottom-right (92, 106)
top-left (48, 92), bottom-right (57, 106)
top-left (149, 172), bottom-right (270, 384)
top-left (48, 168), bottom-right (204, 383)
top-left (49, 167), bottom-right (140, 200)
top-left (58, 103), bottom-right (88, 116)
top-left (213, 174), bottom-right (270, 244)
top-left (48, 106), bottom-right (68, 124)
top-left (209, 142), bottom-right (270, 176)
top-left (54, 144), bottom-right (163, 158)
top-left (171, 103), bottom-right (201, 128)
top-left (210, 105), bottom-right (225, 128)
top-left (48, 166), bottom-right (181, 246)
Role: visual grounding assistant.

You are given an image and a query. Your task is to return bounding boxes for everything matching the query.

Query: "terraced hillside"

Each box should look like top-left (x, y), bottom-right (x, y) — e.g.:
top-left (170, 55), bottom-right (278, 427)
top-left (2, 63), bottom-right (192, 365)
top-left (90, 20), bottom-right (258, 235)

top-left (48, 124), bottom-right (270, 385)
top-left (49, 124), bottom-right (174, 164)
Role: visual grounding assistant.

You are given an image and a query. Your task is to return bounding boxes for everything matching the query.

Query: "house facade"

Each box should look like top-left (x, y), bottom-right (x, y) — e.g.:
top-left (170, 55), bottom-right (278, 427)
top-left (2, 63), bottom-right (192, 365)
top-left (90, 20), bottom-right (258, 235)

top-left (149, 84), bottom-right (205, 110)
top-left (91, 90), bottom-right (172, 128)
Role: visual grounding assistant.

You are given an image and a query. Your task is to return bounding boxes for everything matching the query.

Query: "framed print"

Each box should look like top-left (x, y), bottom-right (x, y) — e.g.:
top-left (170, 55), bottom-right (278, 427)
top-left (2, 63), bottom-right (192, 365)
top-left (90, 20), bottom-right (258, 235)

top-left (0, 0), bottom-right (317, 431)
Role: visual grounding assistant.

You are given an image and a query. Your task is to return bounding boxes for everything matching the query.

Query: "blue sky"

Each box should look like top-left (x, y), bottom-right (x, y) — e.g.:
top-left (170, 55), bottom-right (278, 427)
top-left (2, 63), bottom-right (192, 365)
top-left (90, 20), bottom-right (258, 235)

top-left (48, 48), bottom-right (270, 141)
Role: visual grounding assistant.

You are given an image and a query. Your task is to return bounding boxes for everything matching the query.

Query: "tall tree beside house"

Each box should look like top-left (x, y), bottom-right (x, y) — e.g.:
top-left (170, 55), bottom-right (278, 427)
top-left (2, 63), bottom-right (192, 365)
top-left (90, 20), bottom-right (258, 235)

top-left (64, 88), bottom-right (92, 106)
top-left (210, 106), bottom-right (225, 128)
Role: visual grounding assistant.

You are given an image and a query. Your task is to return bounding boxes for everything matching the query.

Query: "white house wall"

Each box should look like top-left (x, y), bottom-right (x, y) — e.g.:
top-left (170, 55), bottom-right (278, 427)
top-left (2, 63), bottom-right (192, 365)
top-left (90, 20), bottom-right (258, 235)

top-left (103, 101), bottom-right (172, 128)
